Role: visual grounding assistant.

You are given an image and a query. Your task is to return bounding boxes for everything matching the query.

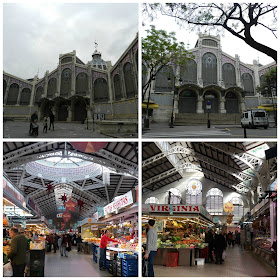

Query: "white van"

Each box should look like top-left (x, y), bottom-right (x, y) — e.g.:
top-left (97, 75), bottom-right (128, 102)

top-left (241, 109), bottom-right (269, 129)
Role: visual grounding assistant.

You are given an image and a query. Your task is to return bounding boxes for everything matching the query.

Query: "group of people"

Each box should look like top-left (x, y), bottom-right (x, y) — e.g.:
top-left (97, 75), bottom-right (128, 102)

top-left (5, 227), bottom-right (85, 277)
top-left (29, 111), bottom-right (55, 136)
top-left (226, 231), bottom-right (240, 246)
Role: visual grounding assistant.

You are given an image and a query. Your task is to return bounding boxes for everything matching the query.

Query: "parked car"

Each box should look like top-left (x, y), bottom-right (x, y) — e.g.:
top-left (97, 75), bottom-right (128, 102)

top-left (241, 109), bottom-right (269, 129)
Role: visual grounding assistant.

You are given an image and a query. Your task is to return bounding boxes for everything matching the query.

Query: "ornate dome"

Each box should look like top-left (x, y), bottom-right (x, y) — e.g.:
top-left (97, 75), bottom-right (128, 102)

top-left (91, 50), bottom-right (107, 70)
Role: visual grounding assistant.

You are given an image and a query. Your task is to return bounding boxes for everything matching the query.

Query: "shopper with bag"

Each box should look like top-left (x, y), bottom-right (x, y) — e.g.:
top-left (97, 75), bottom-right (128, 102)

top-left (144, 219), bottom-right (158, 277)
top-left (7, 227), bottom-right (29, 276)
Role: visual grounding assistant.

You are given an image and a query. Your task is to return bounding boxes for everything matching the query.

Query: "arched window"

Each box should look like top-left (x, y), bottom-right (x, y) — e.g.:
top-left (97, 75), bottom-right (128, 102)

top-left (114, 74), bottom-right (122, 101)
top-left (202, 39), bottom-right (218, 47)
top-left (19, 88), bottom-right (31, 105)
top-left (180, 60), bottom-right (197, 84)
top-left (60, 68), bottom-right (72, 97)
top-left (186, 179), bottom-right (202, 205)
top-left (231, 197), bottom-right (244, 222)
top-left (124, 62), bottom-right (136, 98)
top-left (241, 73), bottom-right (254, 96)
top-left (93, 78), bottom-right (109, 103)
top-left (206, 188), bottom-right (223, 215)
top-left (202, 53), bottom-right (217, 86)
top-left (47, 78), bottom-right (57, 99)
top-left (225, 91), bottom-right (239, 113)
top-left (7, 83), bottom-right (19, 105)
top-left (155, 65), bottom-right (173, 92)
top-left (222, 63), bottom-right (236, 88)
top-left (165, 188), bottom-right (182, 204)
top-left (75, 72), bottom-right (88, 96)
top-left (3, 79), bottom-right (7, 103)
top-left (35, 87), bottom-right (43, 103)
top-left (179, 89), bottom-right (197, 113)
top-left (145, 197), bottom-right (160, 204)
top-left (142, 64), bottom-right (148, 88)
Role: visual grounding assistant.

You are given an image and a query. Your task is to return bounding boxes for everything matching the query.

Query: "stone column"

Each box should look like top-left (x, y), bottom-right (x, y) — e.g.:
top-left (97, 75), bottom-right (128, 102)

top-left (16, 85), bottom-right (23, 105)
top-left (235, 55), bottom-right (242, 88)
top-left (4, 78), bottom-right (10, 105)
top-left (120, 65), bottom-right (127, 99)
top-left (219, 92), bottom-right (226, 113)
top-left (44, 71), bottom-right (49, 98)
top-left (197, 90), bottom-right (204, 113)
top-left (71, 64), bottom-right (75, 97)
top-left (30, 76), bottom-right (37, 106)
top-left (57, 66), bottom-right (61, 97)
top-left (197, 47), bottom-right (203, 87)
top-left (240, 92), bottom-right (246, 112)
top-left (217, 49), bottom-right (223, 87)
top-left (174, 91), bottom-right (179, 114)
top-left (88, 66), bottom-right (93, 102)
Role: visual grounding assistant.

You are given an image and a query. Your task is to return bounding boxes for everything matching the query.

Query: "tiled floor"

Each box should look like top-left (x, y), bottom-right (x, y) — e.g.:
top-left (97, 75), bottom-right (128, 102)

top-left (154, 246), bottom-right (277, 277)
top-left (44, 248), bottom-right (111, 277)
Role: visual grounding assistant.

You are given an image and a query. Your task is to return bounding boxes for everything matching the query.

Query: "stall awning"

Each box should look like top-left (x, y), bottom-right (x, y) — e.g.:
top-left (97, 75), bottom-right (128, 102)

top-left (142, 102), bottom-right (159, 109)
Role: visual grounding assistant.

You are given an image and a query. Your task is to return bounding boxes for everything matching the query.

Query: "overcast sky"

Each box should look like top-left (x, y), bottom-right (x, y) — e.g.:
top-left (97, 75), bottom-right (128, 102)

top-left (143, 9), bottom-right (277, 66)
top-left (4, 3), bottom-right (138, 79)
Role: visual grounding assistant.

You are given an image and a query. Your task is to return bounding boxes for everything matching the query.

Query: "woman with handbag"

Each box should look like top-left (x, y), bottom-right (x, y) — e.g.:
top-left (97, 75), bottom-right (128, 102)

top-left (61, 234), bottom-right (70, 257)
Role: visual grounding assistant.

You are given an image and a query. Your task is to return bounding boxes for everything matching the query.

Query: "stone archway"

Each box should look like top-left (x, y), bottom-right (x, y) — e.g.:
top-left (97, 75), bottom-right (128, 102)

top-left (41, 99), bottom-right (53, 120)
top-left (178, 89), bottom-right (197, 113)
top-left (56, 100), bottom-right (69, 121)
top-left (225, 91), bottom-right (239, 113)
top-left (73, 98), bottom-right (87, 122)
top-left (203, 90), bottom-right (219, 113)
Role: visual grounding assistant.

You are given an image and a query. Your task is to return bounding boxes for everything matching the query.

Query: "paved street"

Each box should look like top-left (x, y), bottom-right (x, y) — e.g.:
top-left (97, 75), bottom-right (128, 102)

top-left (142, 122), bottom-right (277, 139)
top-left (3, 121), bottom-right (137, 139)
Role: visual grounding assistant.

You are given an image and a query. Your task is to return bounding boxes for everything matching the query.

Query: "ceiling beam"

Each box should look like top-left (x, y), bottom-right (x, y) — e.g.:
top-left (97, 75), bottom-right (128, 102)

top-left (113, 176), bottom-right (124, 198)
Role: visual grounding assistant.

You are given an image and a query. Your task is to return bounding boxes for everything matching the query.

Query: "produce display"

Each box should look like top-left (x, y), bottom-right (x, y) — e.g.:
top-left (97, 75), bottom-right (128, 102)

top-left (156, 233), bottom-right (206, 249)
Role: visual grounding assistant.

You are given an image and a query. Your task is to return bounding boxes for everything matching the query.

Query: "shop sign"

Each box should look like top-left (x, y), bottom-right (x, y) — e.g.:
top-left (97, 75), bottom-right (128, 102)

top-left (3, 177), bottom-right (25, 207)
top-left (91, 225), bottom-right (98, 231)
top-left (104, 190), bottom-right (134, 215)
top-left (93, 212), bottom-right (99, 221)
top-left (57, 213), bottom-right (63, 218)
top-left (97, 207), bottom-right (104, 218)
top-left (144, 204), bottom-right (201, 213)
top-left (80, 217), bottom-right (97, 226)
top-left (41, 216), bottom-right (49, 226)
top-left (49, 219), bottom-right (53, 225)
top-left (27, 198), bottom-right (42, 216)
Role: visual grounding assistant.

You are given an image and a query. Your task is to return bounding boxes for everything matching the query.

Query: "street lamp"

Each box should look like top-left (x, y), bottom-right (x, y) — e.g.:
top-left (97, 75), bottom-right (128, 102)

top-left (168, 75), bottom-right (182, 128)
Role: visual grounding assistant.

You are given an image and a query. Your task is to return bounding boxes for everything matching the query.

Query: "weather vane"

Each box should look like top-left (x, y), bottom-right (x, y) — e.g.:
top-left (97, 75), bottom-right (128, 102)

top-left (94, 40), bottom-right (98, 52)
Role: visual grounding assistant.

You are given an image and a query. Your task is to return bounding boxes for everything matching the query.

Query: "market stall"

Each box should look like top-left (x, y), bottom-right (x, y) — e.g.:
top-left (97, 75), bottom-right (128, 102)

top-left (142, 204), bottom-right (214, 267)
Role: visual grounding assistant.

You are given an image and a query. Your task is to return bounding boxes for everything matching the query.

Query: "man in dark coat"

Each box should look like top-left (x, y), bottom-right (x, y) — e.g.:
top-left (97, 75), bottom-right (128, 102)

top-left (49, 112), bottom-right (55, 130)
top-left (214, 230), bottom-right (226, 264)
top-left (205, 229), bottom-right (214, 262)
top-left (7, 227), bottom-right (29, 276)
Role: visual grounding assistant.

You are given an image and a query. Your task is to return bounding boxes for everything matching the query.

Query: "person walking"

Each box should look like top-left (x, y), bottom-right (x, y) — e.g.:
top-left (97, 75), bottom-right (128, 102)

top-left (99, 230), bottom-right (114, 270)
top-left (227, 231), bottom-right (232, 246)
top-left (205, 229), bottom-right (214, 262)
top-left (214, 231), bottom-right (226, 264)
top-left (61, 234), bottom-right (70, 257)
top-left (43, 115), bottom-right (48, 133)
top-left (232, 232), bottom-right (236, 247)
top-left (76, 233), bottom-right (83, 252)
top-left (58, 235), bottom-right (63, 256)
top-left (49, 112), bottom-right (55, 130)
top-left (144, 219), bottom-right (158, 277)
top-left (53, 234), bottom-right (59, 253)
top-left (7, 227), bottom-right (30, 277)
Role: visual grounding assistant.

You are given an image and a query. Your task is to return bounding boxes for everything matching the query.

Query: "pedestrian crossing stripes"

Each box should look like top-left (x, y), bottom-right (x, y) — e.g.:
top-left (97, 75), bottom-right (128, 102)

top-left (143, 129), bottom-right (232, 138)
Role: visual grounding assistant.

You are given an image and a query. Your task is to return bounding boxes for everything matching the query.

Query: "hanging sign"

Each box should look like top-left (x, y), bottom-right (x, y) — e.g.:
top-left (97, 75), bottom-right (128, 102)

top-left (223, 202), bottom-right (234, 213)
top-left (57, 213), bottom-right (63, 218)
top-left (65, 198), bottom-right (77, 212)
top-left (91, 225), bottom-right (98, 231)
top-left (144, 204), bottom-right (201, 214)
top-left (62, 211), bottom-right (72, 222)
top-left (104, 190), bottom-right (134, 215)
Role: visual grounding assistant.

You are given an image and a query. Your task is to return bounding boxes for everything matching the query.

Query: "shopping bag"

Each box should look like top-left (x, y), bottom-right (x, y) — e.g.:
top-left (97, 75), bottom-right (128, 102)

top-left (222, 251), bottom-right (227, 259)
top-left (3, 262), bottom-right (13, 277)
top-left (142, 258), bottom-right (149, 277)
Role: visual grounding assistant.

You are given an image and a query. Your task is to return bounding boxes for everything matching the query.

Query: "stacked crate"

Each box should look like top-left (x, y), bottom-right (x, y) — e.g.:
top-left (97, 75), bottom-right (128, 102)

top-left (116, 256), bottom-right (122, 277)
top-left (122, 258), bottom-right (138, 277)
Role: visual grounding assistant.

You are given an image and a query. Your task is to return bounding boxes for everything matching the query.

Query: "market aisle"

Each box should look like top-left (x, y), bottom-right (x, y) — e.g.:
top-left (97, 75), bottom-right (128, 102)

top-left (44, 248), bottom-right (111, 277)
top-left (154, 246), bottom-right (276, 277)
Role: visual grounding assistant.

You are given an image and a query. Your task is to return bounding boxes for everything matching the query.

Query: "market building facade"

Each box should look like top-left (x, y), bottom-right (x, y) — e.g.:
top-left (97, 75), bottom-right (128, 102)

top-left (3, 35), bottom-right (138, 131)
top-left (143, 33), bottom-right (276, 124)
